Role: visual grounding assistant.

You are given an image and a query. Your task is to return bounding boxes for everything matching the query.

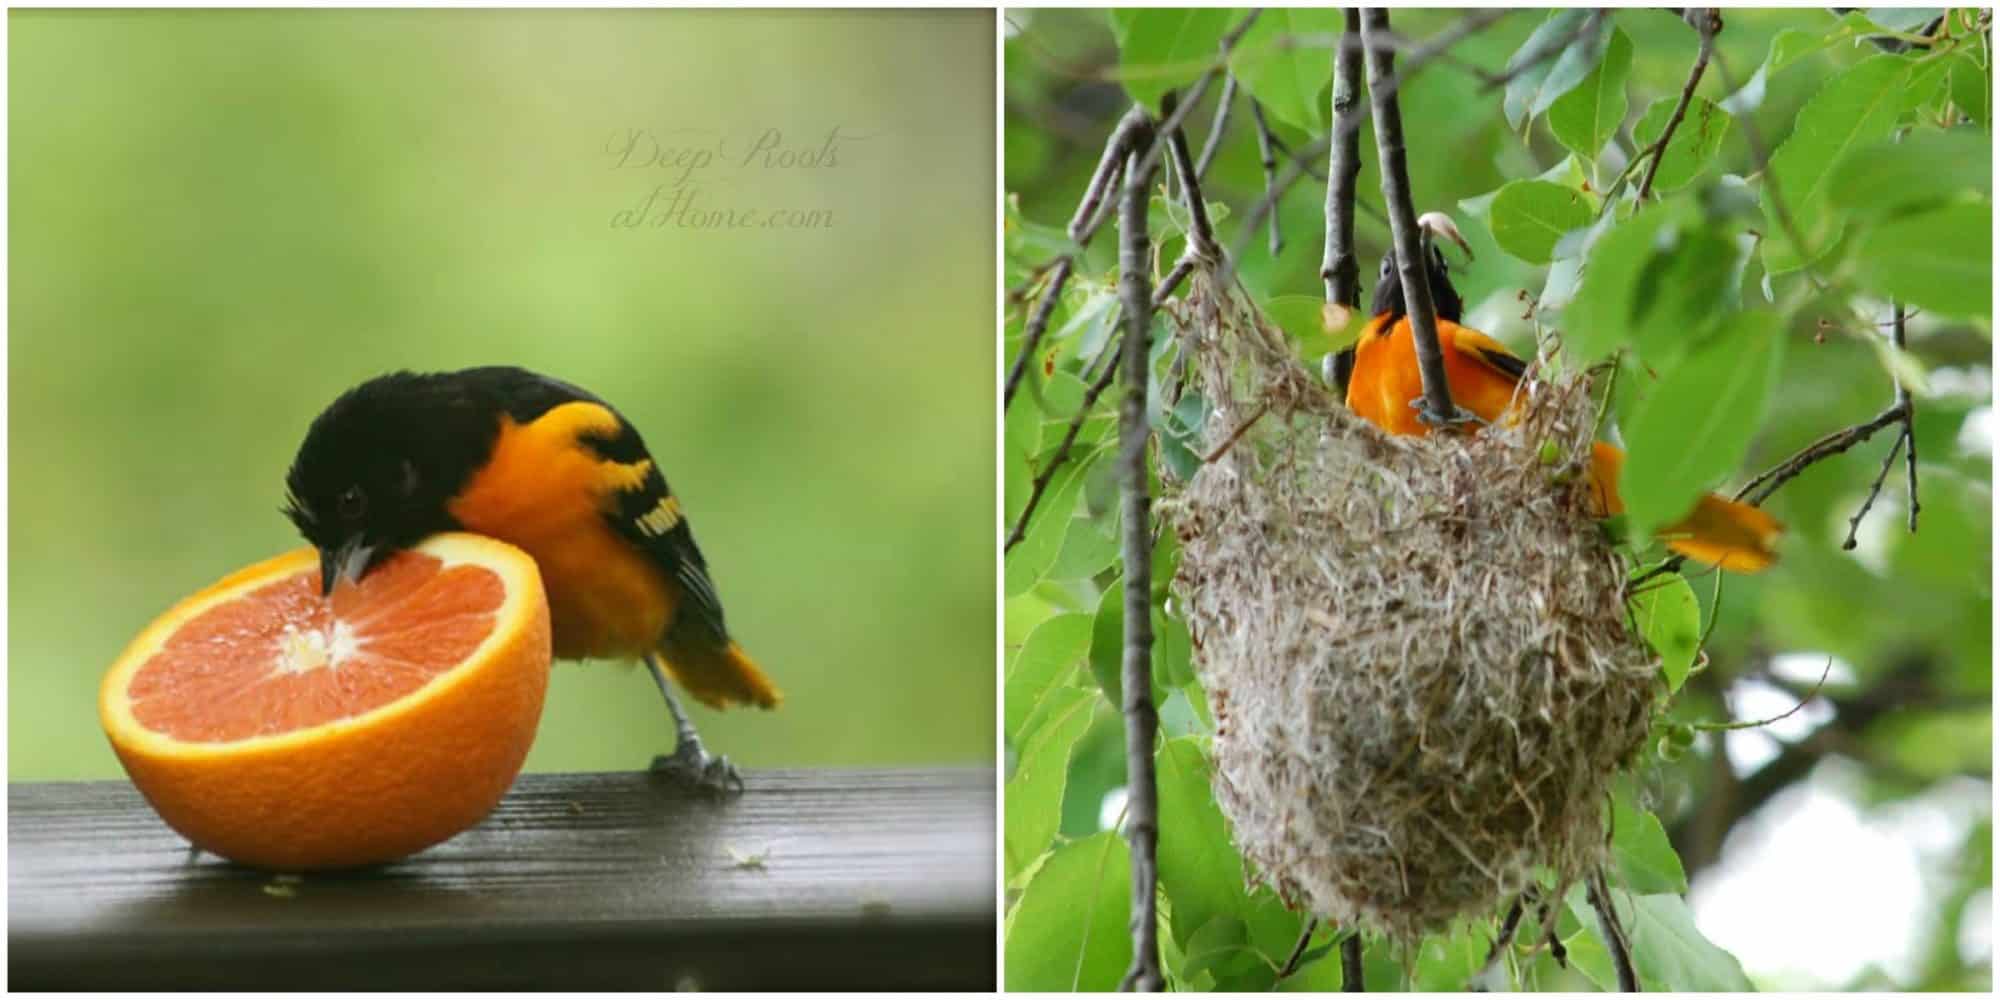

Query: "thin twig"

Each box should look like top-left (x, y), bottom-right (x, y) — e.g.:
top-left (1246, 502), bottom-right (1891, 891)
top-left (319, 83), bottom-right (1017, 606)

top-left (1003, 108), bottom-right (1149, 410)
top-left (1248, 99), bottom-right (1286, 255)
top-left (1739, 404), bottom-right (1908, 506)
top-left (1323, 8), bottom-right (1366, 307)
top-left (1195, 74), bottom-right (1238, 180)
top-left (1586, 870), bottom-right (1639, 992)
top-left (1277, 918), bottom-right (1319, 980)
top-left (1154, 257), bottom-right (1196, 307)
top-left (1842, 432), bottom-right (1905, 548)
top-left (1636, 9), bottom-right (1719, 203)
top-left (1004, 256), bottom-right (1076, 407)
top-left (1891, 302), bottom-right (1920, 532)
top-left (1201, 401), bottom-right (1268, 464)
top-left (1698, 654), bottom-right (1834, 732)
top-left (1163, 91), bottom-right (1222, 263)
top-left (1130, 11), bottom-right (1264, 188)
top-left (1114, 134), bottom-right (1165, 996)
top-left (1002, 348), bottom-right (1120, 553)
top-left (1469, 897), bottom-right (1526, 990)
top-left (1360, 7), bottom-right (1463, 427)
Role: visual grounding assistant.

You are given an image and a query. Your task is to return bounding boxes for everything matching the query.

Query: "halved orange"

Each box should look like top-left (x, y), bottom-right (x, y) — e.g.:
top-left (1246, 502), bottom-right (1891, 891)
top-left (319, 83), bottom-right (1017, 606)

top-left (100, 532), bottom-right (552, 871)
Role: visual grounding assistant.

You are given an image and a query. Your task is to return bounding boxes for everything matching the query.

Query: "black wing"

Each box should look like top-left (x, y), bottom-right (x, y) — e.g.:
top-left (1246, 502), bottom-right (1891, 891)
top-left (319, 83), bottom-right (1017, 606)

top-left (457, 366), bottom-right (731, 643)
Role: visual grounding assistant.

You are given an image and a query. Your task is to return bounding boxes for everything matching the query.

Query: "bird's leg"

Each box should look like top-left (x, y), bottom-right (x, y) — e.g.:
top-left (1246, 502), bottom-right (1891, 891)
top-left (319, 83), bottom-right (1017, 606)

top-left (645, 653), bottom-right (745, 796)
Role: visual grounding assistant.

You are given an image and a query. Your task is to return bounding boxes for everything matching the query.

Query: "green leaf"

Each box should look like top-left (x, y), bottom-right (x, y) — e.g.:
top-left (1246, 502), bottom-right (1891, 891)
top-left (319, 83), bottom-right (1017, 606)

top-left (1005, 447), bottom-right (1103, 596)
top-left (1155, 737), bottom-right (1249, 953)
top-left (1826, 129), bottom-right (1991, 223)
top-left (1089, 573), bottom-right (1127, 705)
top-left (1229, 9), bottom-right (1344, 132)
top-left (1005, 831), bottom-right (1134, 990)
top-left (1632, 95), bottom-right (1733, 192)
top-left (1763, 54), bottom-right (1912, 273)
top-left (1570, 888), bottom-right (1755, 991)
top-left (1489, 179), bottom-right (1594, 265)
top-left (1179, 915), bottom-right (1258, 983)
top-left (1503, 10), bottom-right (1606, 129)
top-left (1404, 921), bottom-right (1486, 990)
top-left (1110, 8), bottom-right (1234, 115)
top-left (1950, 51), bottom-right (1990, 127)
top-left (1621, 310), bottom-right (1785, 538)
top-left (1548, 28), bottom-right (1632, 160)
top-left (1610, 795), bottom-right (1690, 894)
top-left (1632, 573), bottom-right (1700, 693)
top-left (1863, 7), bottom-right (1942, 33)
top-left (1155, 606), bottom-right (1195, 687)
top-left (1047, 506), bottom-right (1122, 581)
top-left (1768, 26), bottom-right (1837, 74)
top-left (1007, 613), bottom-right (1093, 740)
top-left (1004, 686), bottom-right (1098, 879)
top-left (1626, 222), bottom-right (1740, 359)
top-left (1265, 293), bottom-right (1358, 361)
top-left (1564, 202), bottom-right (1676, 362)
top-left (1852, 200), bottom-right (1994, 319)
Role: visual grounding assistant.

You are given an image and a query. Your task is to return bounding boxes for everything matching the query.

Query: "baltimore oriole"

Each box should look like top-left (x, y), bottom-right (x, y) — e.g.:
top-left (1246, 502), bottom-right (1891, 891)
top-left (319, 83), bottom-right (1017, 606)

top-left (1327, 213), bottom-right (1782, 573)
top-left (283, 366), bottom-right (780, 792)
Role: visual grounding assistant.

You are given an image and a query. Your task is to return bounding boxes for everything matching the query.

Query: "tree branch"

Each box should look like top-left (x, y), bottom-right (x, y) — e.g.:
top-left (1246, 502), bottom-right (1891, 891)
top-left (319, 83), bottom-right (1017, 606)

top-left (1469, 897), bottom-right (1526, 990)
top-left (1587, 869), bottom-right (1638, 992)
top-left (1163, 91), bottom-right (1221, 263)
top-left (1003, 107), bottom-right (1150, 411)
top-left (1114, 133), bottom-right (1165, 996)
top-left (1737, 403), bottom-right (1908, 507)
top-left (1340, 934), bottom-right (1365, 991)
top-left (1360, 7), bottom-right (1463, 427)
top-left (1637, 9), bottom-right (1720, 203)
top-left (1248, 99), bottom-right (1286, 255)
top-left (1223, 9), bottom-right (1511, 286)
top-left (1195, 74), bottom-right (1238, 180)
top-left (1322, 8), bottom-right (1366, 308)
top-left (1001, 349), bottom-right (1119, 553)
top-left (1130, 11), bottom-right (1264, 189)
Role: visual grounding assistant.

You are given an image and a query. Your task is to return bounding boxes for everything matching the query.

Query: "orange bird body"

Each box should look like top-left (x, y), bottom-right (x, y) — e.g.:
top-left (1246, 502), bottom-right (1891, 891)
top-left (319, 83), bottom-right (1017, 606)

top-left (1336, 218), bottom-right (1781, 573)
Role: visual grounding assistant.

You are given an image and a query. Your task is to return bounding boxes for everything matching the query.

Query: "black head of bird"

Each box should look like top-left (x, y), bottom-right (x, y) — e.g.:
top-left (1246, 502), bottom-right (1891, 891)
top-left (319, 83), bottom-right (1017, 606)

top-left (284, 372), bottom-right (493, 596)
top-left (1369, 211), bottom-right (1474, 325)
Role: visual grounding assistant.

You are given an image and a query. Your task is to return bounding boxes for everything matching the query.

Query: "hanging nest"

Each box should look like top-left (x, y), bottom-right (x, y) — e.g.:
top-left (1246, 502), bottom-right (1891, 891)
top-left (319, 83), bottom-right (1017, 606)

top-left (1161, 273), bottom-right (1657, 943)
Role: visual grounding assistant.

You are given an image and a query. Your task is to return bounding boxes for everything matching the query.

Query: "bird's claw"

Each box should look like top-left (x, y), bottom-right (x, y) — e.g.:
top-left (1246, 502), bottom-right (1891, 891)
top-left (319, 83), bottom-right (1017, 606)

top-left (1410, 397), bottom-right (1481, 429)
top-left (650, 742), bottom-right (746, 797)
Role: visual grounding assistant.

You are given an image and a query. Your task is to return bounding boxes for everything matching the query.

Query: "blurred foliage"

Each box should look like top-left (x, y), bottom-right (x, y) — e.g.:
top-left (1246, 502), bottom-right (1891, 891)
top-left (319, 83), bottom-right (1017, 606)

top-left (11, 9), bottom-right (996, 777)
top-left (1004, 7), bottom-right (1990, 992)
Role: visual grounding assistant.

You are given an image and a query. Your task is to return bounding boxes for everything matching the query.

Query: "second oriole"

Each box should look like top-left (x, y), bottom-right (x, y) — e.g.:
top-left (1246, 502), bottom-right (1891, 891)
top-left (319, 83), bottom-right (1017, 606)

top-left (1328, 213), bottom-right (1782, 573)
top-left (283, 366), bottom-right (779, 792)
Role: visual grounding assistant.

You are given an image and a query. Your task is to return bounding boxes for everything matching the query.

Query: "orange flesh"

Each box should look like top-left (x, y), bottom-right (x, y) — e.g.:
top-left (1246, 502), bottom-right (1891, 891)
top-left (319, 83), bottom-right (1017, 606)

top-left (126, 552), bottom-right (504, 743)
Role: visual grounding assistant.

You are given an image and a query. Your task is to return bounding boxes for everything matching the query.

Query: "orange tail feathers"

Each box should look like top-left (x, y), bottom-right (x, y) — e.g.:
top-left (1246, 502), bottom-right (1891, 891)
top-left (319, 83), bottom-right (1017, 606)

top-left (1660, 495), bottom-right (1783, 574)
top-left (656, 635), bottom-right (782, 710)
top-left (1587, 442), bottom-right (1781, 574)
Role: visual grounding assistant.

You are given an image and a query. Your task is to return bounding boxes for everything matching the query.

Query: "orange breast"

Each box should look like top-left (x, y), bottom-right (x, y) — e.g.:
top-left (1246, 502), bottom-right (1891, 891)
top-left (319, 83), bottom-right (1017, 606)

top-left (447, 403), bottom-right (676, 661)
top-left (1346, 316), bottom-right (1524, 435)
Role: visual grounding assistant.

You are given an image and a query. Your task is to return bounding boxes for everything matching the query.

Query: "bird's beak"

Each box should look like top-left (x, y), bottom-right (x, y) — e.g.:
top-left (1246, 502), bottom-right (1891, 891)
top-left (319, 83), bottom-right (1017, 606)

top-left (318, 537), bottom-right (377, 597)
top-left (1416, 211), bottom-right (1474, 262)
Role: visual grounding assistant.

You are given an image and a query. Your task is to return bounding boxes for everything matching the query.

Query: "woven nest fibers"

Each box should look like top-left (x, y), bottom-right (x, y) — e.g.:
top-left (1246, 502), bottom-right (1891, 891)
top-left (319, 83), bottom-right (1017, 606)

top-left (1162, 280), bottom-right (1657, 942)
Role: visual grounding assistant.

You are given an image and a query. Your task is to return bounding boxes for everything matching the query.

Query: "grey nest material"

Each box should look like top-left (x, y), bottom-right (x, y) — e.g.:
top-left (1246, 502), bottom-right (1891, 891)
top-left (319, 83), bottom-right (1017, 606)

top-left (1162, 276), bottom-right (1656, 942)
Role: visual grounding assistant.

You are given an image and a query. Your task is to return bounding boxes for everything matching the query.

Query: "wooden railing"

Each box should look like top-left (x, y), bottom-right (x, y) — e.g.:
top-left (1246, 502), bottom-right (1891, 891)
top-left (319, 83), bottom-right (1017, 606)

top-left (9, 768), bottom-right (994, 989)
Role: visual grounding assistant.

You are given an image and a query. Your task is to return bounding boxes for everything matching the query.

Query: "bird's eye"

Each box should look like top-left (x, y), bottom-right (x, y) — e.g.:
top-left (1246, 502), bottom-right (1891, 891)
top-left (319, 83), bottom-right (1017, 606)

top-left (338, 486), bottom-right (367, 519)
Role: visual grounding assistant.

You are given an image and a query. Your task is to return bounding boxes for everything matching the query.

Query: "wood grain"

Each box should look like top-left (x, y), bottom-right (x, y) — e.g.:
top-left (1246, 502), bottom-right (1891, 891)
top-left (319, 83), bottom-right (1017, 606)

top-left (9, 768), bottom-right (995, 989)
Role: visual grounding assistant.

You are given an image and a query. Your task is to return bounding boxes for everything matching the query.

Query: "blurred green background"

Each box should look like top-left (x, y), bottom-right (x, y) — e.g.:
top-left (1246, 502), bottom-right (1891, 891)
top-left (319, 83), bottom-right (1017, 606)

top-left (11, 9), bottom-right (995, 778)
